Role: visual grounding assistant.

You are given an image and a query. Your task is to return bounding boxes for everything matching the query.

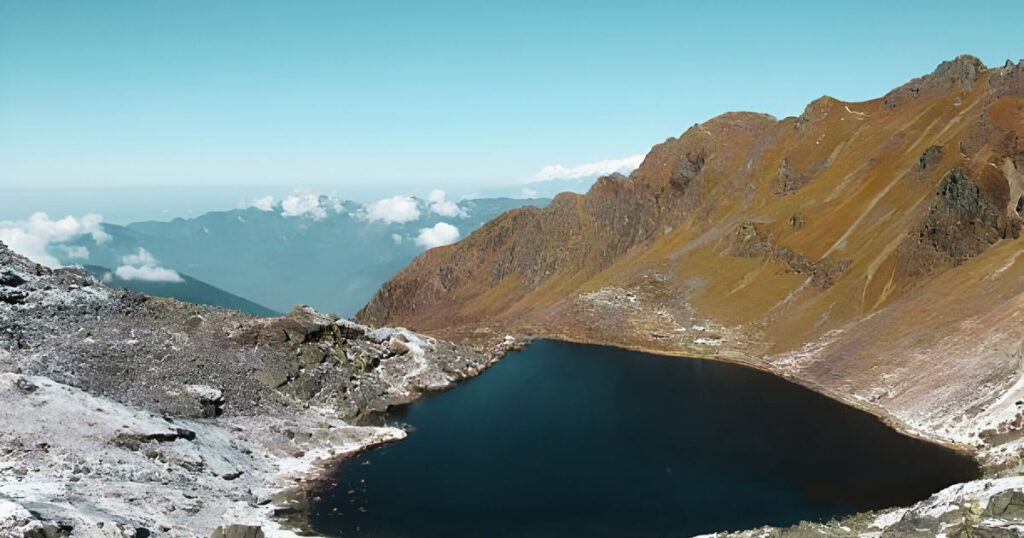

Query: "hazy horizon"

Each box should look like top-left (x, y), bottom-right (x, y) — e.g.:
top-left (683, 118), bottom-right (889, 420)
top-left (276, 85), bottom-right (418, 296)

top-left (0, 177), bottom-right (578, 225)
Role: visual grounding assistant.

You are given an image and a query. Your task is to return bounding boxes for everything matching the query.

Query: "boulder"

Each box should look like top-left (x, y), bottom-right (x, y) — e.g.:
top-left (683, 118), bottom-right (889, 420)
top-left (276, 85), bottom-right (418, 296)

top-left (388, 338), bottom-right (411, 356)
top-left (210, 525), bottom-right (265, 538)
top-left (984, 490), bottom-right (1024, 520)
top-left (185, 385), bottom-right (225, 418)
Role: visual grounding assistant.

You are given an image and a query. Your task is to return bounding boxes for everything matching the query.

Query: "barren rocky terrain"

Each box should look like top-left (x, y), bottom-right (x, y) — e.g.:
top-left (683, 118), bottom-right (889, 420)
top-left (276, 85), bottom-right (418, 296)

top-left (0, 241), bottom-right (508, 537)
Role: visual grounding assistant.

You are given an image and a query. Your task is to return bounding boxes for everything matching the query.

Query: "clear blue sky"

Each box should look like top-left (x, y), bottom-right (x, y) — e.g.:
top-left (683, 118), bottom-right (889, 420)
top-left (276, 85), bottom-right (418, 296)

top-left (1, 1), bottom-right (1021, 193)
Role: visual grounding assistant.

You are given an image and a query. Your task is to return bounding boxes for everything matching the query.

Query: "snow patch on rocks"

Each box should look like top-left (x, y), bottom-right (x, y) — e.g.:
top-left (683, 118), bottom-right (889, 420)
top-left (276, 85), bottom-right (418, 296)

top-left (0, 373), bottom-right (400, 537)
top-left (702, 477), bottom-right (1024, 537)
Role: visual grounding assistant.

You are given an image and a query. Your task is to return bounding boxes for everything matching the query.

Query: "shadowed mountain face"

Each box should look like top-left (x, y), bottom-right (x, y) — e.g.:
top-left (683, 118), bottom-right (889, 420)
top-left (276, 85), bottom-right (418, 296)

top-left (82, 265), bottom-right (280, 318)
top-left (62, 197), bottom-right (547, 317)
top-left (360, 56), bottom-right (1024, 466)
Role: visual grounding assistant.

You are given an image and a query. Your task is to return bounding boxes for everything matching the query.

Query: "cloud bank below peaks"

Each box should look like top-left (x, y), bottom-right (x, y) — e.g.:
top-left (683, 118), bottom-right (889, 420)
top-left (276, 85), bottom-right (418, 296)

top-left (111, 247), bottom-right (183, 283)
top-left (281, 194), bottom-right (330, 219)
top-left (246, 194), bottom-right (351, 220)
top-left (0, 212), bottom-right (110, 267)
top-left (426, 190), bottom-right (465, 218)
top-left (366, 196), bottom-right (422, 224)
top-left (531, 154), bottom-right (644, 182)
top-left (415, 222), bottom-right (460, 249)
top-left (364, 191), bottom-right (466, 224)
top-left (245, 190), bottom-right (470, 224)
top-left (251, 196), bottom-right (275, 211)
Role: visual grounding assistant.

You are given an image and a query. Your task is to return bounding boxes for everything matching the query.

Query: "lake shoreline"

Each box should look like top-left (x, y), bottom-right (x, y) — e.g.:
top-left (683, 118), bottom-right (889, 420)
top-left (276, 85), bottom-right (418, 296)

top-left (303, 337), bottom-right (984, 537)
top-left (282, 335), bottom-right (524, 533)
top-left (540, 331), bottom-right (983, 463)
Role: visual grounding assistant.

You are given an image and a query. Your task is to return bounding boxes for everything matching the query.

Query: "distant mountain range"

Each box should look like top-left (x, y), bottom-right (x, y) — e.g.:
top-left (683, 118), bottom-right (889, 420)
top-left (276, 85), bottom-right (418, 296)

top-left (58, 195), bottom-right (548, 317)
top-left (82, 264), bottom-right (280, 317)
top-left (472, 175), bottom-right (604, 199)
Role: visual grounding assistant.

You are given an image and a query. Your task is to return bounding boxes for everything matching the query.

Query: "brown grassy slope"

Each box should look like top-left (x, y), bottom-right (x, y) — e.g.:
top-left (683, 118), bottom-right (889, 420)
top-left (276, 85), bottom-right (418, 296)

top-left (360, 56), bottom-right (1024, 463)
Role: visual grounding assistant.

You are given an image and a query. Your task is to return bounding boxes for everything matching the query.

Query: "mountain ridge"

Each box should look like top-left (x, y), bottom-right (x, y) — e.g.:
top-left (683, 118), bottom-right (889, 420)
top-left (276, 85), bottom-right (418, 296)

top-left (360, 55), bottom-right (1024, 467)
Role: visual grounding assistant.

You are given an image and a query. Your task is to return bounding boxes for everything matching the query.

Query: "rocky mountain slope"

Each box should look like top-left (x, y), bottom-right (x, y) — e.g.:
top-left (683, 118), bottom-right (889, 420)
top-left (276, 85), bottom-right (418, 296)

top-left (0, 241), bottom-right (504, 537)
top-left (361, 56), bottom-right (1024, 467)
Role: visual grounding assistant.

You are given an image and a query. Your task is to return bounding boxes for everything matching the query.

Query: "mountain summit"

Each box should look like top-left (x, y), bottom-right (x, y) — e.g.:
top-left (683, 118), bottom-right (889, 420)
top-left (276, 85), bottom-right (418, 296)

top-left (360, 56), bottom-right (1024, 466)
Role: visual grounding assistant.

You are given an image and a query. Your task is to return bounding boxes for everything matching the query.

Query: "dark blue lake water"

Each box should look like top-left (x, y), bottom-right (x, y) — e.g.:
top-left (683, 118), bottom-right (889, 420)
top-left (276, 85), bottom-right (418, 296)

top-left (310, 340), bottom-right (978, 537)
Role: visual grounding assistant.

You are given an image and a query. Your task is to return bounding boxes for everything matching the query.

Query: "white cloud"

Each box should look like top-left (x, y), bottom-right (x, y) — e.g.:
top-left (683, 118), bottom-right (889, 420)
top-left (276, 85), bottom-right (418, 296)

top-left (521, 188), bottom-right (540, 198)
top-left (426, 190), bottom-right (465, 218)
top-left (252, 196), bottom-right (275, 211)
top-left (57, 245), bottom-right (90, 260)
top-left (281, 194), bottom-right (328, 219)
top-left (366, 196), bottom-right (422, 224)
top-left (267, 192), bottom-right (351, 218)
top-left (532, 154), bottom-right (644, 181)
top-left (114, 264), bottom-right (184, 283)
top-left (0, 227), bottom-right (58, 267)
top-left (391, 233), bottom-right (404, 244)
top-left (120, 247), bottom-right (157, 266)
top-left (0, 212), bottom-right (110, 267)
top-left (326, 197), bottom-right (348, 214)
top-left (415, 222), bottom-right (460, 249)
top-left (114, 247), bottom-right (183, 282)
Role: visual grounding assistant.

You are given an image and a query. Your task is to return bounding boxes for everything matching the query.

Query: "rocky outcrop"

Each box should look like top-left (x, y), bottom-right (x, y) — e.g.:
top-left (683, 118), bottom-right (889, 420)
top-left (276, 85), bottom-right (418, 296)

top-left (729, 222), bottom-right (850, 289)
top-left (0, 241), bottom-right (500, 537)
top-left (914, 145), bottom-right (944, 172)
top-left (896, 167), bottom-right (1022, 280)
top-left (210, 525), bottom-right (265, 538)
top-left (883, 54), bottom-right (987, 110)
top-left (0, 239), bottom-right (488, 423)
top-left (702, 477), bottom-right (1024, 538)
top-left (770, 158), bottom-right (812, 195)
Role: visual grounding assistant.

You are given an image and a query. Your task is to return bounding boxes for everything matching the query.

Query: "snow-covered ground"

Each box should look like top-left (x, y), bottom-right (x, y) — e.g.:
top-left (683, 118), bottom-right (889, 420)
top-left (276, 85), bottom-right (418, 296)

top-left (0, 372), bottom-right (405, 537)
